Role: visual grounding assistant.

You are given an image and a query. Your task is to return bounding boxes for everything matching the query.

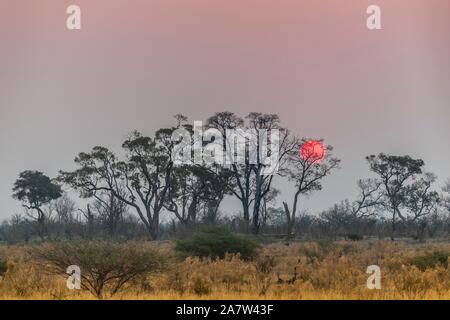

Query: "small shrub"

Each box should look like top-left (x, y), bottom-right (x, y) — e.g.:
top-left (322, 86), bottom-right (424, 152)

top-left (32, 240), bottom-right (166, 299)
top-left (192, 276), bottom-right (212, 296)
top-left (409, 251), bottom-right (449, 271)
top-left (255, 255), bottom-right (276, 296)
top-left (175, 227), bottom-right (260, 260)
top-left (256, 255), bottom-right (276, 274)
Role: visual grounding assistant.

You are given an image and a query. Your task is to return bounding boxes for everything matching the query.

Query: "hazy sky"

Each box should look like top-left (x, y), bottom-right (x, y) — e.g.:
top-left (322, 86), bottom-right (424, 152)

top-left (1, 0), bottom-right (449, 220)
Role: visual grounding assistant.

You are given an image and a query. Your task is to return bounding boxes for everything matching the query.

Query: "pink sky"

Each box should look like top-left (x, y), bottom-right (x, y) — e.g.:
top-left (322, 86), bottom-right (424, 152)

top-left (1, 0), bottom-right (449, 218)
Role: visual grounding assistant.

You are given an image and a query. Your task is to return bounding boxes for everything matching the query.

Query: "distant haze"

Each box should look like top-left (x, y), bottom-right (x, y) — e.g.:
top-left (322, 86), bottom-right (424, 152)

top-left (1, 0), bottom-right (449, 219)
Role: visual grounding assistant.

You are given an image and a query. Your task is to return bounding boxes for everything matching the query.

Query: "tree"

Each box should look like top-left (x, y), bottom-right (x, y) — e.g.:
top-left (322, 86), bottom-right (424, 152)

top-left (47, 193), bottom-right (77, 238)
top-left (245, 113), bottom-right (297, 234)
top-left (121, 129), bottom-right (176, 238)
top-left (404, 173), bottom-right (440, 240)
top-left (93, 189), bottom-right (128, 236)
top-left (51, 193), bottom-right (77, 224)
top-left (443, 179), bottom-right (450, 214)
top-left (366, 154), bottom-right (425, 239)
top-left (350, 178), bottom-right (383, 218)
top-left (60, 128), bottom-right (177, 239)
top-left (320, 201), bottom-right (355, 236)
top-left (79, 204), bottom-right (95, 239)
top-left (206, 112), bottom-right (297, 234)
top-left (260, 188), bottom-right (280, 229)
top-left (164, 165), bottom-right (203, 226)
top-left (58, 146), bottom-right (132, 232)
top-left (165, 165), bottom-right (231, 227)
top-left (320, 179), bottom-right (381, 237)
top-left (206, 112), bottom-right (250, 226)
top-left (12, 171), bottom-right (62, 239)
top-left (168, 114), bottom-right (232, 226)
top-left (197, 166), bottom-right (232, 224)
top-left (282, 139), bottom-right (340, 239)
top-left (33, 241), bottom-right (166, 299)
top-left (405, 173), bottom-right (440, 222)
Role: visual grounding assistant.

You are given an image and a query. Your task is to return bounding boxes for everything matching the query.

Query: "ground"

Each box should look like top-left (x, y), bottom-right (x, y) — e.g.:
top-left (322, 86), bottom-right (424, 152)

top-left (0, 240), bottom-right (449, 300)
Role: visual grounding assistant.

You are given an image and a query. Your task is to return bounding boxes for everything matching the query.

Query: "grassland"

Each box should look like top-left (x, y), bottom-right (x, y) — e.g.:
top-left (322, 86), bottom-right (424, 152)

top-left (0, 240), bottom-right (449, 300)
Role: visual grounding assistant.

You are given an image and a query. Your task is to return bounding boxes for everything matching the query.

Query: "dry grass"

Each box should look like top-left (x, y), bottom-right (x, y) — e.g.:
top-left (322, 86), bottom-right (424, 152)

top-left (0, 240), bottom-right (449, 300)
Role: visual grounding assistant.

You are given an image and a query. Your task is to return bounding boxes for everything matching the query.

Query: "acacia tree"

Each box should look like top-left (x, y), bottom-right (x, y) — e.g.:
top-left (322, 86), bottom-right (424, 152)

top-left (404, 173), bottom-right (441, 240)
top-left (246, 113), bottom-right (298, 234)
top-left (366, 154), bottom-right (426, 239)
top-left (60, 128), bottom-right (176, 239)
top-left (33, 241), bottom-right (165, 299)
top-left (167, 115), bottom-right (232, 227)
top-left (12, 170), bottom-right (62, 239)
top-left (282, 139), bottom-right (340, 239)
top-left (405, 173), bottom-right (440, 222)
top-left (58, 147), bottom-right (128, 233)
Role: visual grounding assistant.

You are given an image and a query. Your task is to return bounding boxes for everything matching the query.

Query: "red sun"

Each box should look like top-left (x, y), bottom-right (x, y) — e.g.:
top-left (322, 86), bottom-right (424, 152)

top-left (300, 140), bottom-right (325, 163)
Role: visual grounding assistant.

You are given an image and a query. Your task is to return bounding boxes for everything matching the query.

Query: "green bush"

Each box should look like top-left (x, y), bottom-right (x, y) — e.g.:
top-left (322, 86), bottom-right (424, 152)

top-left (0, 258), bottom-right (7, 276)
top-left (409, 251), bottom-right (449, 271)
top-left (175, 227), bottom-right (260, 260)
top-left (345, 233), bottom-right (363, 241)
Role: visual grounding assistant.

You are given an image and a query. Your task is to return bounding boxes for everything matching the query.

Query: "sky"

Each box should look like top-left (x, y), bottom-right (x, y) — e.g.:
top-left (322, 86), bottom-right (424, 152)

top-left (0, 0), bottom-right (449, 220)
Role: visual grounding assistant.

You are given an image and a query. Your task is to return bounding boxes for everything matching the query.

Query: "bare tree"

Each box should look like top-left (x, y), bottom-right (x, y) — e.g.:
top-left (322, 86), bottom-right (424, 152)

top-left (93, 190), bottom-right (128, 236)
top-left (282, 139), bottom-right (340, 239)
top-left (350, 179), bottom-right (382, 218)
top-left (52, 193), bottom-right (77, 224)
top-left (206, 112), bottom-right (297, 234)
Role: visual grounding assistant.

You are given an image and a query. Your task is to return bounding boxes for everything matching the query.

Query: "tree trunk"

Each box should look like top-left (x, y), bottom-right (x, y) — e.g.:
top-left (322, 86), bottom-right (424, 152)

top-left (283, 202), bottom-right (294, 241)
top-left (36, 207), bottom-right (46, 240)
top-left (391, 211), bottom-right (396, 241)
top-left (242, 201), bottom-right (250, 233)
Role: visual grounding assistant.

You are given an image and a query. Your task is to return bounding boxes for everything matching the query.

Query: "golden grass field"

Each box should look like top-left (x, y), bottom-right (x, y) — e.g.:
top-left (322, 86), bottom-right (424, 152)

top-left (0, 240), bottom-right (449, 300)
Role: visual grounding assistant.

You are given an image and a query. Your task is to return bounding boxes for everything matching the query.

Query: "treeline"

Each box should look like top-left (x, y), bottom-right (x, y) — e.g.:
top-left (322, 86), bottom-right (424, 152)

top-left (1, 202), bottom-right (449, 243)
top-left (1, 112), bottom-right (450, 243)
